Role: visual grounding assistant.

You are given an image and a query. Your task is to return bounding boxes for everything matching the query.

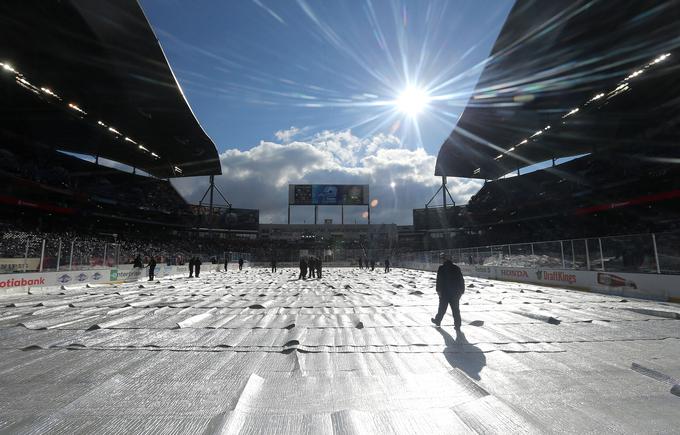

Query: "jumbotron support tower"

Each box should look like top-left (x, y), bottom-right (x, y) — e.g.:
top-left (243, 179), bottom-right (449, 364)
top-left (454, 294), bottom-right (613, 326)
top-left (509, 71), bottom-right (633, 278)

top-left (425, 176), bottom-right (456, 210)
top-left (198, 175), bottom-right (231, 227)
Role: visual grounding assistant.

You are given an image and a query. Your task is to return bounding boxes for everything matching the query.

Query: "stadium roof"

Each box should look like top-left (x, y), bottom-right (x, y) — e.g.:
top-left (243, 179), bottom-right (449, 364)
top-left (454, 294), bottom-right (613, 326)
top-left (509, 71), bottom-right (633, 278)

top-left (0, 0), bottom-right (221, 178)
top-left (435, 0), bottom-right (680, 180)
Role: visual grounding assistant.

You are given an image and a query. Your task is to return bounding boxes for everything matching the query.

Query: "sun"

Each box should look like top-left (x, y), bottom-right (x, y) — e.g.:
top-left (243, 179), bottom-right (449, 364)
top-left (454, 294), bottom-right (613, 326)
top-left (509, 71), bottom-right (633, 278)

top-left (395, 85), bottom-right (430, 117)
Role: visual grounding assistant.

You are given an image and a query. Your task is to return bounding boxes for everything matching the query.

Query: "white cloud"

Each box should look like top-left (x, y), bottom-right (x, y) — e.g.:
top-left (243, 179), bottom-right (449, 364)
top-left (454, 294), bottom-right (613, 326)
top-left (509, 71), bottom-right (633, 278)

top-left (274, 126), bottom-right (301, 143)
top-left (171, 129), bottom-right (483, 224)
top-left (252, 0), bottom-right (286, 25)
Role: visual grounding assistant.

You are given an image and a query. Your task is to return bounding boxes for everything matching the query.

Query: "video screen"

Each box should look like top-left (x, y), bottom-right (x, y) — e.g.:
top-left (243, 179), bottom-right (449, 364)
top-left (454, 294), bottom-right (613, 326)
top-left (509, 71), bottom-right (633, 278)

top-left (290, 185), bottom-right (367, 205)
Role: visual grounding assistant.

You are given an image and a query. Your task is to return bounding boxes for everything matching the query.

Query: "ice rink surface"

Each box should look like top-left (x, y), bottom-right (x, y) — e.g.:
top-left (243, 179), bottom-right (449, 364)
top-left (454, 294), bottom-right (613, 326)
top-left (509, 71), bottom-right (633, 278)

top-left (0, 267), bottom-right (679, 434)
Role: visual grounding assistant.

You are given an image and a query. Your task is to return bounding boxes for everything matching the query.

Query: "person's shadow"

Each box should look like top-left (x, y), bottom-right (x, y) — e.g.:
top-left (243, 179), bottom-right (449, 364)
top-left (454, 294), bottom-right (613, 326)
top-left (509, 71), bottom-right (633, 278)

top-left (435, 327), bottom-right (486, 380)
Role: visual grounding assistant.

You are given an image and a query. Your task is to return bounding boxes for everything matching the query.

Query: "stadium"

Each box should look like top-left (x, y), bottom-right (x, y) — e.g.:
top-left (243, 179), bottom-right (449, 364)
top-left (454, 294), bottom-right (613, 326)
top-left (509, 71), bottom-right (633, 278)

top-left (1, 0), bottom-right (679, 433)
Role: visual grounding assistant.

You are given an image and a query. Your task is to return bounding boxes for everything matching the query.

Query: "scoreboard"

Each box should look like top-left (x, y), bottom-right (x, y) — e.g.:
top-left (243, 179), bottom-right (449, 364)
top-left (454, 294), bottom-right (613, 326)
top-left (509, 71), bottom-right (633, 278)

top-left (289, 185), bottom-right (369, 206)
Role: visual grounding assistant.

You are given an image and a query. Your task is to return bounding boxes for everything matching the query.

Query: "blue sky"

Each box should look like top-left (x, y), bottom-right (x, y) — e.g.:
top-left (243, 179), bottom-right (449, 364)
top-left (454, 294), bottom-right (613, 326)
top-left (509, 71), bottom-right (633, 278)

top-left (139, 0), bottom-right (514, 224)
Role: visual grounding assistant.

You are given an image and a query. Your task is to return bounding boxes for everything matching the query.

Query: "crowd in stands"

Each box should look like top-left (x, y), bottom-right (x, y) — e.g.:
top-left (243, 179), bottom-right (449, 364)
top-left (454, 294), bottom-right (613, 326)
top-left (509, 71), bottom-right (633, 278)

top-left (0, 224), bottom-right (236, 271)
top-left (0, 137), bottom-right (194, 223)
top-left (423, 153), bottom-right (680, 249)
top-left (467, 154), bottom-right (680, 227)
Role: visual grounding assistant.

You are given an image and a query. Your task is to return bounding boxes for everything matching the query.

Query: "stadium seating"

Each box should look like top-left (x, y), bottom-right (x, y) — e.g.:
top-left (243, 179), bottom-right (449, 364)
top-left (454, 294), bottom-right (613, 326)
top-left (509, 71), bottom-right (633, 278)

top-left (0, 134), bottom-right (195, 229)
top-left (426, 153), bottom-right (680, 248)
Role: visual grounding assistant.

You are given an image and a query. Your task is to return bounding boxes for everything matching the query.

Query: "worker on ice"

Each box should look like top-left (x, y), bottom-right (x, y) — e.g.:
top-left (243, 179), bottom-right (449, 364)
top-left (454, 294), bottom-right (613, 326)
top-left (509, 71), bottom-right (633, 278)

top-left (299, 257), bottom-right (308, 280)
top-left (431, 253), bottom-right (465, 330)
top-left (147, 256), bottom-right (157, 281)
top-left (194, 256), bottom-right (202, 278)
top-left (309, 257), bottom-right (316, 278)
top-left (315, 257), bottom-right (322, 279)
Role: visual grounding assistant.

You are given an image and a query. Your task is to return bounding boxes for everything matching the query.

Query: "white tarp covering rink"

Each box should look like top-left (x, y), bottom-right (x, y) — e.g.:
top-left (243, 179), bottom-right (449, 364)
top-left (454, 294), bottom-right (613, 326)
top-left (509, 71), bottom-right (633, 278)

top-left (0, 267), bottom-right (678, 434)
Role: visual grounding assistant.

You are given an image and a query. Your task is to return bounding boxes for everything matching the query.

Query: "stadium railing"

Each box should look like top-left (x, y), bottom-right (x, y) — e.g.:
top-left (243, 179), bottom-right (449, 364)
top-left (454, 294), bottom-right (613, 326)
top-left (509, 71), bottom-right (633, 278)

top-left (0, 237), bottom-right (121, 273)
top-left (398, 231), bottom-right (680, 275)
top-left (0, 232), bottom-right (247, 274)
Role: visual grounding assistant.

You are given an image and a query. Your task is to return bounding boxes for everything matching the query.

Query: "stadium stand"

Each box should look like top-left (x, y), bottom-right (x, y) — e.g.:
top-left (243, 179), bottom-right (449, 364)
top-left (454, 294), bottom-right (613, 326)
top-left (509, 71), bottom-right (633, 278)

top-left (0, 0), bottom-right (221, 179)
top-left (0, 134), bottom-right (194, 227)
top-left (426, 0), bottom-right (680, 251)
top-left (0, 0), bottom-right (239, 259)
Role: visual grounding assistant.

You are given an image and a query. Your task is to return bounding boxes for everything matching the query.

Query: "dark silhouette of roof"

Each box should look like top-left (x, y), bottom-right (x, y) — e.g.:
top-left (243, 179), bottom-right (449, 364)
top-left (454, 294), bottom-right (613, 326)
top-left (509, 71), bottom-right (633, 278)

top-left (435, 0), bottom-right (680, 179)
top-left (0, 0), bottom-right (221, 178)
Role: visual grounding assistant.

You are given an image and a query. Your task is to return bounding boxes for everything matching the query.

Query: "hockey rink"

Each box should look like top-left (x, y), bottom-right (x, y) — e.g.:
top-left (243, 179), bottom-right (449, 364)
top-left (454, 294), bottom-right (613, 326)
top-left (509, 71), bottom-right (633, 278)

top-left (0, 267), bottom-right (679, 434)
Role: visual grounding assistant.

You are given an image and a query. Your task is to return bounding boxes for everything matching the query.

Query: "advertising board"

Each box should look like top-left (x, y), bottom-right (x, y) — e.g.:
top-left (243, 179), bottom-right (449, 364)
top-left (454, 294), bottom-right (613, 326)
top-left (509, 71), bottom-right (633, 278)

top-left (0, 268), bottom-right (112, 294)
top-left (0, 258), bottom-right (41, 273)
top-left (0, 264), bottom-right (226, 294)
top-left (402, 260), bottom-right (677, 301)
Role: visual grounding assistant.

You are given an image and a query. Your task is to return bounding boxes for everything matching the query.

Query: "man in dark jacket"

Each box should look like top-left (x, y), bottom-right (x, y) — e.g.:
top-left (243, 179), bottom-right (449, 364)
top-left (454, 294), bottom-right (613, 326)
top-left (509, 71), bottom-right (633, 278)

top-left (195, 257), bottom-right (202, 278)
top-left (309, 257), bottom-right (316, 278)
top-left (299, 257), bottom-right (307, 280)
top-left (147, 256), bottom-right (157, 281)
top-left (384, 258), bottom-right (390, 273)
top-left (431, 253), bottom-right (465, 330)
top-left (224, 254), bottom-right (229, 272)
top-left (315, 257), bottom-right (322, 279)
top-left (238, 258), bottom-right (244, 271)
top-left (189, 257), bottom-right (195, 278)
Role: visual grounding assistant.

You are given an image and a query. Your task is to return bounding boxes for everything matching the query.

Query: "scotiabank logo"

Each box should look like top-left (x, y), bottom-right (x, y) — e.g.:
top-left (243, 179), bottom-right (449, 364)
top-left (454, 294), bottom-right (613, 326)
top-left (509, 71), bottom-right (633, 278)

top-left (57, 274), bottom-right (72, 284)
top-left (77, 273), bottom-right (88, 282)
top-left (501, 269), bottom-right (529, 278)
top-left (93, 272), bottom-right (102, 281)
top-left (536, 270), bottom-right (577, 284)
top-left (0, 277), bottom-right (46, 288)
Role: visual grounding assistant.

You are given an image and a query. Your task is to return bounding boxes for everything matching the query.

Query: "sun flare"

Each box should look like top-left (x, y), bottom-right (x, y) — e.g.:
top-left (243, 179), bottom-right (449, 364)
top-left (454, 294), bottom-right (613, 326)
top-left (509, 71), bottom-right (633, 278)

top-left (395, 85), bottom-right (430, 118)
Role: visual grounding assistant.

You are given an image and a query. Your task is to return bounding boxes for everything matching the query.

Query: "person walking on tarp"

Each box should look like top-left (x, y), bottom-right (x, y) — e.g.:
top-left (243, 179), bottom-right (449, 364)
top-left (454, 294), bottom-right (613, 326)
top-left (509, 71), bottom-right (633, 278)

top-left (384, 257), bottom-right (390, 273)
top-left (224, 254), bottom-right (229, 272)
top-left (316, 257), bottom-right (322, 279)
top-left (358, 257), bottom-right (363, 269)
top-left (271, 256), bottom-right (277, 273)
top-left (370, 259), bottom-right (375, 271)
top-left (189, 257), bottom-right (195, 278)
top-left (195, 256), bottom-right (202, 278)
top-left (431, 253), bottom-right (465, 330)
top-left (238, 257), bottom-right (244, 271)
top-left (147, 256), bottom-right (157, 281)
top-left (309, 257), bottom-right (316, 278)
top-left (299, 257), bottom-right (308, 280)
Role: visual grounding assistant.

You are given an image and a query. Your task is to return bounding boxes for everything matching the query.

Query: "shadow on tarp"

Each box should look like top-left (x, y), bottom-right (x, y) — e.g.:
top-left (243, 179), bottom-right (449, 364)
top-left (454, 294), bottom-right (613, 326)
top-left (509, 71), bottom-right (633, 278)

top-left (435, 327), bottom-right (486, 381)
